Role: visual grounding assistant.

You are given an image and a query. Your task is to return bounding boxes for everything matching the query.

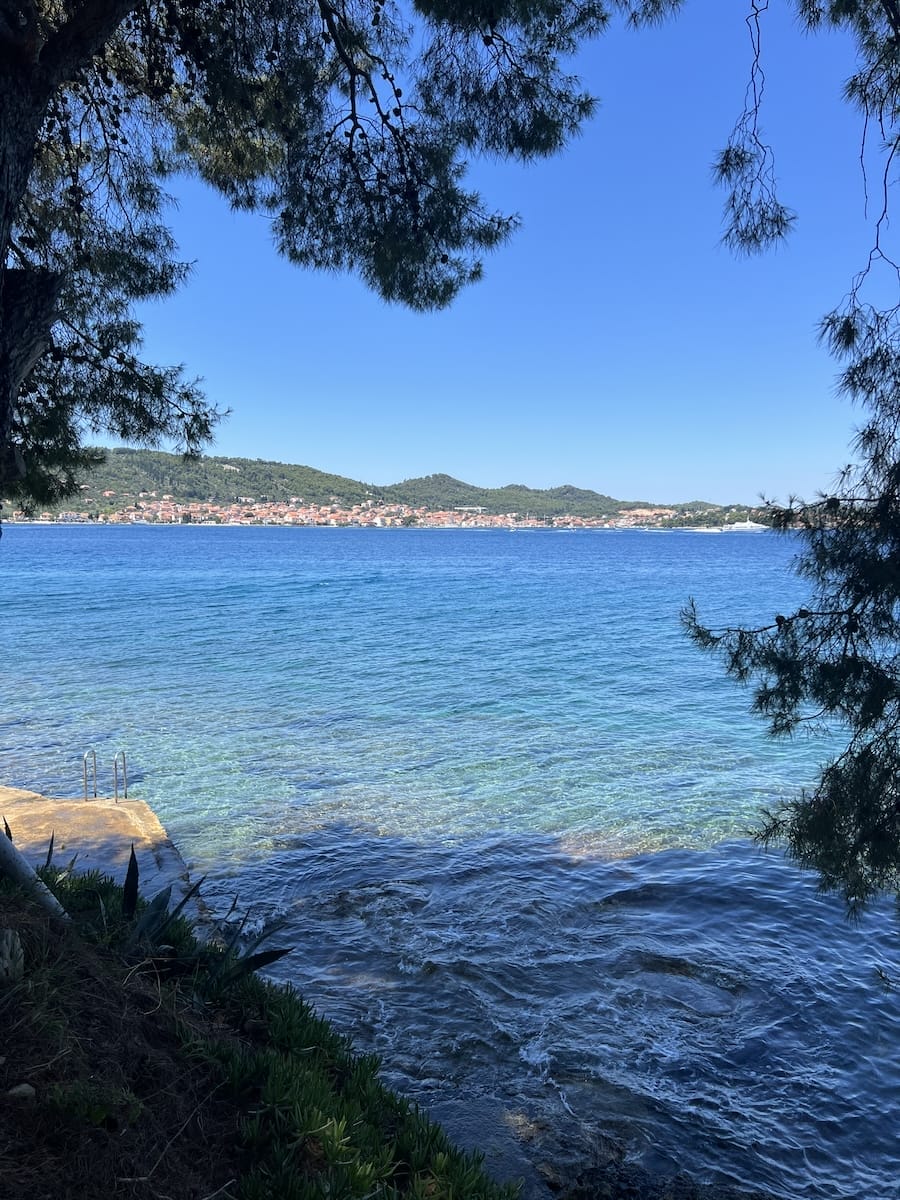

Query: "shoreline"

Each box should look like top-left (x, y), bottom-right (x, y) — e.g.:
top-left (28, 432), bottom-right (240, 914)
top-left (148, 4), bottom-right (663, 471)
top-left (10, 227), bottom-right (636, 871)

top-left (0, 783), bottom-right (553, 1197)
top-left (4, 519), bottom-right (771, 532)
top-left (0, 783), bottom-right (778, 1200)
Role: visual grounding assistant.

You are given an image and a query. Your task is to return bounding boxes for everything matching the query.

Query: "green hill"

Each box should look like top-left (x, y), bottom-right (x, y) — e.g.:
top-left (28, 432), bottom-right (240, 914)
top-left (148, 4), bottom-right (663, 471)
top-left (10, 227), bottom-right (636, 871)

top-left (379, 472), bottom-right (642, 516)
top-left (36, 447), bottom-right (750, 520)
top-left (68, 447), bottom-right (374, 509)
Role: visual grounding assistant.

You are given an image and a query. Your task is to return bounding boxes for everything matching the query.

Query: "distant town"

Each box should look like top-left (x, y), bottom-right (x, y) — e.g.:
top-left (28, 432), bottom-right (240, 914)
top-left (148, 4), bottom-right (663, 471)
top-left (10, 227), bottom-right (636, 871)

top-left (2, 449), bottom-right (770, 530)
top-left (7, 491), bottom-right (767, 530)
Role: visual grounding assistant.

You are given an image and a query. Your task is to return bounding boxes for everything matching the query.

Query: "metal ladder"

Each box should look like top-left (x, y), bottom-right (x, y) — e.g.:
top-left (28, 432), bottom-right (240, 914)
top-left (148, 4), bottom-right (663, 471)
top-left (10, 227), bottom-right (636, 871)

top-left (82, 749), bottom-right (128, 801)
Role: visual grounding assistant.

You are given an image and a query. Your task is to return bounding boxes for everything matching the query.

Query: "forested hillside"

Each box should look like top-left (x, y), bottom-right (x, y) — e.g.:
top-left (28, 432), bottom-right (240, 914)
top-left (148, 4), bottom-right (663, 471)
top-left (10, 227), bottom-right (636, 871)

top-left (43, 448), bottom-right (740, 519)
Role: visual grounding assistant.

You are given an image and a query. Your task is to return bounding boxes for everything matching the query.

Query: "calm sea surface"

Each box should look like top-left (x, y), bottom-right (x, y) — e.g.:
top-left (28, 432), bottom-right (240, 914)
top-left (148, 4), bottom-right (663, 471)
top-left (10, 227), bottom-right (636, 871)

top-left (3, 525), bottom-right (899, 1198)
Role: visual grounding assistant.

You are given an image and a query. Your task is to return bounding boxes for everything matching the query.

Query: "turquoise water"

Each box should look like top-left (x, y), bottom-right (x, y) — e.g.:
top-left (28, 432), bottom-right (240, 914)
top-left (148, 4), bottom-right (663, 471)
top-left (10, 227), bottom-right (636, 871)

top-left (3, 525), bottom-right (898, 1198)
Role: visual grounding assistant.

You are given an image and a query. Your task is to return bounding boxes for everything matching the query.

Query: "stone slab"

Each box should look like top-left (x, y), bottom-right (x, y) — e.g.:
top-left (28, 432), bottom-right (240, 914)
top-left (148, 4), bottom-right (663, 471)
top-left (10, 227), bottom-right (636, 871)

top-left (0, 785), bottom-right (197, 909)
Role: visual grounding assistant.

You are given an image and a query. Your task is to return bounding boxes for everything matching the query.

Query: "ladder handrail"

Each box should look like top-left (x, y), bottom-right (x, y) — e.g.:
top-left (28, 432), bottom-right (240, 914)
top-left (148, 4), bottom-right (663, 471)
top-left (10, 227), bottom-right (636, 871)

top-left (81, 747), bottom-right (130, 800)
top-left (113, 750), bottom-right (128, 802)
top-left (82, 749), bottom-right (97, 800)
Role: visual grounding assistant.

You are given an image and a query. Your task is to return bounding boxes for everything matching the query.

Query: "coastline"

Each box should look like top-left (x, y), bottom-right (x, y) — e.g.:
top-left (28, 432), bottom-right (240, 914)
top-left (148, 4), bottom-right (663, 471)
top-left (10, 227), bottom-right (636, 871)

top-left (3, 519), bottom-right (772, 533)
top-left (0, 783), bottom-right (556, 1197)
top-left (0, 782), bottom-right (778, 1200)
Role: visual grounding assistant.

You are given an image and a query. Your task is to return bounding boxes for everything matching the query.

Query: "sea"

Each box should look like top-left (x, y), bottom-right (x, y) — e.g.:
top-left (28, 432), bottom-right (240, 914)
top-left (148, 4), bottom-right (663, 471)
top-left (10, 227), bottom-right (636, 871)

top-left (3, 523), bottom-right (899, 1199)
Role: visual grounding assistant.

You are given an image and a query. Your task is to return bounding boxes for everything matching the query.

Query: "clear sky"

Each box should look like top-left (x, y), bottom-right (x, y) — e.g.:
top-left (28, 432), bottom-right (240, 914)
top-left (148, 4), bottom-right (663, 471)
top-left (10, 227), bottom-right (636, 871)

top-left (133, 1), bottom-right (888, 506)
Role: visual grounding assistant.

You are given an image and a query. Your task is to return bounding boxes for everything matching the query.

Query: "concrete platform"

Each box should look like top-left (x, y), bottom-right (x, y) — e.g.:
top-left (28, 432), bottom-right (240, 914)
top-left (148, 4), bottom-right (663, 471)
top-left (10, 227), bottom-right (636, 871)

top-left (0, 785), bottom-right (197, 908)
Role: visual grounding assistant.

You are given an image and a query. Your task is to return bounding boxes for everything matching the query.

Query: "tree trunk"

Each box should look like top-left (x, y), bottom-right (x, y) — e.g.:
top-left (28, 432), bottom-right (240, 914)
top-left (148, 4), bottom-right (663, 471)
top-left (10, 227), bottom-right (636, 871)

top-left (0, 267), bottom-right (62, 493)
top-left (0, 0), bottom-right (140, 498)
top-left (0, 828), bottom-right (69, 924)
top-left (0, 59), bottom-right (57, 496)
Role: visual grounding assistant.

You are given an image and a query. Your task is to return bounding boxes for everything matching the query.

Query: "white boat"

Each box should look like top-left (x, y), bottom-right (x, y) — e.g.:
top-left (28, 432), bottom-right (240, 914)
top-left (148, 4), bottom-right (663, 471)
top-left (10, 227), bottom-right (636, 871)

top-left (725, 520), bottom-right (768, 532)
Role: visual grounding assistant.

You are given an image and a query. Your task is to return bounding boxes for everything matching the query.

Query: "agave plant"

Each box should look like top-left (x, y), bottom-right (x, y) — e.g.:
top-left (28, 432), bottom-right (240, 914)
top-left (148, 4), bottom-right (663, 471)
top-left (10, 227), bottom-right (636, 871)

top-left (121, 847), bottom-right (292, 990)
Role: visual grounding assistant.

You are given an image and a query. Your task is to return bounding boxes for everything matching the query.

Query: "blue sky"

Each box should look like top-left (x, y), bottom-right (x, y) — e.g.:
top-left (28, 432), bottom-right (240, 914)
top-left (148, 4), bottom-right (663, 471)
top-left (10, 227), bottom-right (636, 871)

top-left (134, 1), bottom-right (887, 505)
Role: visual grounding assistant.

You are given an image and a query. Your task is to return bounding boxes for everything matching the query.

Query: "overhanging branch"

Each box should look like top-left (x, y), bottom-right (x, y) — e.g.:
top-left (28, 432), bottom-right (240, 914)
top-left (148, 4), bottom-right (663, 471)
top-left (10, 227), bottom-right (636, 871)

top-left (879, 0), bottom-right (900, 41)
top-left (39, 0), bottom-right (139, 84)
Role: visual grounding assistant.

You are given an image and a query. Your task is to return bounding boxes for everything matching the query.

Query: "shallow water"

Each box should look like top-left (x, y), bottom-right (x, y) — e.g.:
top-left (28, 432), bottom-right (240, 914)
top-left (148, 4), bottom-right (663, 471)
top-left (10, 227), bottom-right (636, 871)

top-left (3, 524), bottom-right (897, 1198)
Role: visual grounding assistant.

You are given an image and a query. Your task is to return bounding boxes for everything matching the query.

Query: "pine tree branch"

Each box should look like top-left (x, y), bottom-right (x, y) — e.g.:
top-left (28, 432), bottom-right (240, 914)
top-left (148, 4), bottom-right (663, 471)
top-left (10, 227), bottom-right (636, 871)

top-left (39, 0), bottom-right (139, 84)
top-left (879, 0), bottom-right (900, 40)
